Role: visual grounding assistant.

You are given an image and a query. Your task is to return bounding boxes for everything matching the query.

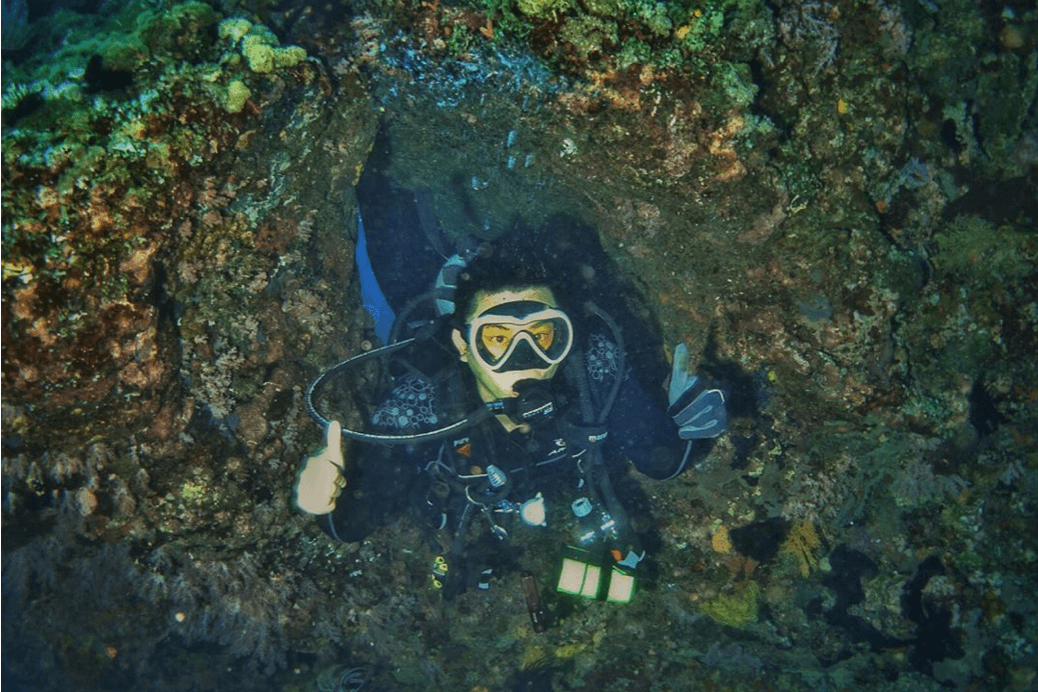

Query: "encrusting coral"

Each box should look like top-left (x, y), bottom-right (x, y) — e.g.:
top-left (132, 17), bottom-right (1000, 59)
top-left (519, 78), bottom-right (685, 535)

top-left (781, 520), bottom-right (822, 578)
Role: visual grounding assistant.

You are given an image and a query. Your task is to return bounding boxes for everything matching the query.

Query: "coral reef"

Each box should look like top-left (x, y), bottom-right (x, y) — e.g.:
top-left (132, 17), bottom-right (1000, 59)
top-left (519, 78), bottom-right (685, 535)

top-left (3, 0), bottom-right (1036, 690)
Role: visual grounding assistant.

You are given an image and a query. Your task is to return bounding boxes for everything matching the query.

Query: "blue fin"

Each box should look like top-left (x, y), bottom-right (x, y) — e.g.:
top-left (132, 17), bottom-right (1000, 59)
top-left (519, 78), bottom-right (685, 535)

top-left (355, 210), bottom-right (396, 344)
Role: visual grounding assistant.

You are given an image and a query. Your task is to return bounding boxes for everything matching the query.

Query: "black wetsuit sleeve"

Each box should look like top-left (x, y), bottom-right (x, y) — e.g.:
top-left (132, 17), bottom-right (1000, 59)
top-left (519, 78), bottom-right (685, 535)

top-left (318, 441), bottom-right (415, 543)
top-left (316, 370), bottom-right (447, 542)
top-left (319, 496), bottom-right (351, 542)
top-left (584, 333), bottom-right (689, 480)
top-left (607, 369), bottom-right (691, 479)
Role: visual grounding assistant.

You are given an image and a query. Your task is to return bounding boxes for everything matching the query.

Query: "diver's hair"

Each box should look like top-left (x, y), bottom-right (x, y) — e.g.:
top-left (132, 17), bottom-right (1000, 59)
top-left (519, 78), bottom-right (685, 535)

top-left (446, 215), bottom-right (669, 389)
top-left (451, 245), bottom-right (571, 329)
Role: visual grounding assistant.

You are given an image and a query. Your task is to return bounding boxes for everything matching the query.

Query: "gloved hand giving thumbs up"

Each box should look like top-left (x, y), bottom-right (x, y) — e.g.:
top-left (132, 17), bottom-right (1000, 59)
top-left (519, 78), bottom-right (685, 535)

top-left (668, 343), bottom-right (728, 440)
top-left (295, 420), bottom-right (347, 515)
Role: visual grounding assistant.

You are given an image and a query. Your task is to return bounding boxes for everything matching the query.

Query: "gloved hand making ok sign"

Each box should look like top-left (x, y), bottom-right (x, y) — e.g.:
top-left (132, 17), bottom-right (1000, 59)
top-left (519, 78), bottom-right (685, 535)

top-left (295, 420), bottom-right (347, 515)
top-left (668, 343), bottom-right (727, 439)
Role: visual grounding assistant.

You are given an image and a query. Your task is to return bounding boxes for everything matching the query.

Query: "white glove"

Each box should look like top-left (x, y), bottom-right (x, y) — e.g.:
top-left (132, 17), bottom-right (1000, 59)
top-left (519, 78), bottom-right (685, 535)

top-left (295, 420), bottom-right (346, 515)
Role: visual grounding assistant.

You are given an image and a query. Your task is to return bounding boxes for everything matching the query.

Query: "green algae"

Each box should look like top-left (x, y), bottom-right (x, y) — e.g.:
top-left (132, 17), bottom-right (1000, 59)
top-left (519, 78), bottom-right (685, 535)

top-left (224, 79), bottom-right (252, 113)
top-left (709, 61), bottom-right (758, 109)
top-left (583, 0), bottom-right (624, 18)
top-left (934, 215), bottom-right (1034, 285)
top-left (516, 0), bottom-right (572, 19)
top-left (701, 581), bottom-right (760, 628)
top-left (220, 17), bottom-right (307, 74)
top-left (560, 14), bottom-right (618, 60)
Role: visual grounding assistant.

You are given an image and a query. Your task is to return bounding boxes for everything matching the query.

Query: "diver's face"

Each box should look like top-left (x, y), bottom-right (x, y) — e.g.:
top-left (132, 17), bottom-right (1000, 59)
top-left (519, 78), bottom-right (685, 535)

top-left (451, 286), bottom-right (572, 400)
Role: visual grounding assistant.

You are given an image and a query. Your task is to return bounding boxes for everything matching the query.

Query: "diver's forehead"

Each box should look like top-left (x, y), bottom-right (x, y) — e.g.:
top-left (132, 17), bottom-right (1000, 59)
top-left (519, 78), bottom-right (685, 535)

top-left (470, 287), bottom-right (557, 316)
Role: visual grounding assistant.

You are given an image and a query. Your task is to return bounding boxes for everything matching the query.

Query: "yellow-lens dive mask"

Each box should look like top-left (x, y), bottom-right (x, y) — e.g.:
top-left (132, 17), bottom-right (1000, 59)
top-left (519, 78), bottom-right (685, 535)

top-left (466, 301), bottom-right (574, 373)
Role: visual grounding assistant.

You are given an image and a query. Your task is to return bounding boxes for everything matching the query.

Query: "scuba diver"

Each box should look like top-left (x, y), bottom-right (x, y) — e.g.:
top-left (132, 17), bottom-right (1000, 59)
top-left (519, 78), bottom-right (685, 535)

top-left (295, 210), bottom-right (727, 606)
